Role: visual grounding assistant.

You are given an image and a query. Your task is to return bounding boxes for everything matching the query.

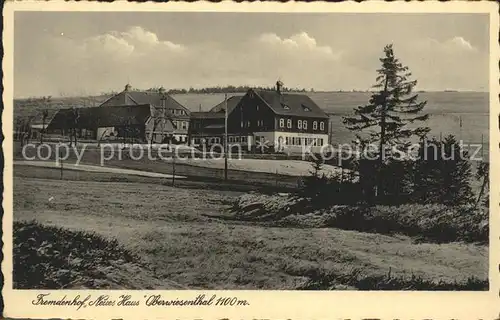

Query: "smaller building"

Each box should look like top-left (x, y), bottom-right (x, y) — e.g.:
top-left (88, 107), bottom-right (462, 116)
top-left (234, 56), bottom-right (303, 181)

top-left (29, 124), bottom-right (48, 140)
top-left (99, 84), bottom-right (191, 143)
top-left (188, 112), bottom-right (225, 146)
top-left (188, 95), bottom-right (244, 147)
top-left (46, 104), bottom-right (175, 144)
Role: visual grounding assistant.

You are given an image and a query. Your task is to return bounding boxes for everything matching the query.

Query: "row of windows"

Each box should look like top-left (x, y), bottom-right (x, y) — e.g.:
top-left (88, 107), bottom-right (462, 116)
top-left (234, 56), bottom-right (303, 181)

top-left (228, 136), bottom-right (248, 143)
top-left (191, 136), bottom-right (325, 146)
top-left (283, 137), bottom-right (325, 146)
top-left (173, 120), bottom-right (189, 130)
top-left (279, 119), bottom-right (325, 130)
top-left (171, 109), bottom-right (188, 116)
top-left (193, 137), bottom-right (221, 144)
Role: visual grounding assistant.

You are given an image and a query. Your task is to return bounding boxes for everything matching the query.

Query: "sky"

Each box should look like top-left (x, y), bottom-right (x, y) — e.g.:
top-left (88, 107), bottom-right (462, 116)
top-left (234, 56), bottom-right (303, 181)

top-left (14, 12), bottom-right (490, 98)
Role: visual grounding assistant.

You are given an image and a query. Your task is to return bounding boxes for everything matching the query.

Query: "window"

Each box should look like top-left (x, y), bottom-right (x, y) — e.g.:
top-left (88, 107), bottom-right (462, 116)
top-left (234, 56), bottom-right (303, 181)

top-left (297, 120), bottom-right (302, 129)
top-left (247, 121), bottom-right (251, 127)
top-left (313, 121), bottom-right (318, 130)
top-left (281, 103), bottom-right (290, 110)
top-left (303, 120), bottom-right (307, 130)
top-left (320, 121), bottom-right (325, 130)
top-left (256, 105), bottom-right (259, 111)
top-left (302, 104), bottom-right (311, 112)
top-left (287, 119), bottom-right (292, 128)
top-left (241, 121), bottom-right (244, 128)
top-left (242, 136), bottom-right (247, 142)
top-left (279, 118), bottom-right (285, 128)
top-left (319, 138), bottom-right (324, 146)
top-left (285, 137), bottom-right (289, 145)
top-left (182, 121), bottom-right (188, 130)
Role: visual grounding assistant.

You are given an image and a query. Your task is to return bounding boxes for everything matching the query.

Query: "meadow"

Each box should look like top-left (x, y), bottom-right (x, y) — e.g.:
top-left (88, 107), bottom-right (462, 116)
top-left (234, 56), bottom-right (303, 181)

top-left (14, 165), bottom-right (488, 290)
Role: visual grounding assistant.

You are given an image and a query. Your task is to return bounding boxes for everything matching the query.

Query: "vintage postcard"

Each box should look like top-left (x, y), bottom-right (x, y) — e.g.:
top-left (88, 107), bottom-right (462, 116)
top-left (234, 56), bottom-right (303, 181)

top-left (2, 1), bottom-right (499, 319)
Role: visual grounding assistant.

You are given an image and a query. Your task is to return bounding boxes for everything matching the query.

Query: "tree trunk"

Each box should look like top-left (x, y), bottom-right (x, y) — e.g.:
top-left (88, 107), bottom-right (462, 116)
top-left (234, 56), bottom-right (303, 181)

top-left (377, 75), bottom-right (389, 199)
top-left (40, 119), bottom-right (45, 144)
top-left (149, 121), bottom-right (158, 147)
top-left (475, 172), bottom-right (488, 209)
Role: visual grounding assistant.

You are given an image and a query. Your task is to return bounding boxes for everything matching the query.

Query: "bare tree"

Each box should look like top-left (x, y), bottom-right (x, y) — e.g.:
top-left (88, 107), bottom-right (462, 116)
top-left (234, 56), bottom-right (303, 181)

top-left (19, 116), bottom-right (34, 147)
top-left (68, 108), bottom-right (80, 147)
top-left (149, 107), bottom-right (169, 147)
top-left (40, 109), bottom-right (49, 144)
top-left (149, 95), bottom-right (174, 147)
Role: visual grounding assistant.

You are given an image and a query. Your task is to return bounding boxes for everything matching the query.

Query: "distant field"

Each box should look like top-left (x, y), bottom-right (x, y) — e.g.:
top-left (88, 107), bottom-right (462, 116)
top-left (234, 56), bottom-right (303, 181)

top-left (14, 172), bottom-right (488, 290)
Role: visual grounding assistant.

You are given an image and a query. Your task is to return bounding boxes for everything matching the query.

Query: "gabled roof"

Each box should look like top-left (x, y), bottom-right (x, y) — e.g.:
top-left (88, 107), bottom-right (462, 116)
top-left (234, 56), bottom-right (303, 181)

top-left (209, 96), bottom-right (242, 114)
top-left (99, 89), bottom-right (190, 116)
top-left (252, 89), bottom-right (329, 119)
top-left (190, 112), bottom-right (225, 119)
top-left (47, 104), bottom-right (153, 130)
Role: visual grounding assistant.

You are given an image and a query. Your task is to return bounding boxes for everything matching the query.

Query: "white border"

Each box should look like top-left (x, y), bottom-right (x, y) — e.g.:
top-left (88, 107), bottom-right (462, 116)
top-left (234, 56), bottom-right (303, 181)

top-left (3, 1), bottom-right (499, 319)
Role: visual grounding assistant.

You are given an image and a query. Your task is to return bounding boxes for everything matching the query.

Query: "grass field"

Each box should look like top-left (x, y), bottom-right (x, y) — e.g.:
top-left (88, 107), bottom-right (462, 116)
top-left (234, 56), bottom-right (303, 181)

top-left (13, 165), bottom-right (488, 290)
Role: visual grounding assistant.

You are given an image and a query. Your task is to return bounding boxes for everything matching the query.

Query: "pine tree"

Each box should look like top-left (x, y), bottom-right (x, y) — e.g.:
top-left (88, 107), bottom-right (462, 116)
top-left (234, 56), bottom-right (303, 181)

top-left (413, 135), bottom-right (474, 206)
top-left (343, 44), bottom-right (430, 197)
top-left (298, 157), bottom-right (329, 203)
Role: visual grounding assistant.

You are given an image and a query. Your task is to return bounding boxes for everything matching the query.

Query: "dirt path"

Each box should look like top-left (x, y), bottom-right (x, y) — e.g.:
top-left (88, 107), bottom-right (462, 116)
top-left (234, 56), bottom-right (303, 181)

top-left (14, 160), bottom-right (186, 179)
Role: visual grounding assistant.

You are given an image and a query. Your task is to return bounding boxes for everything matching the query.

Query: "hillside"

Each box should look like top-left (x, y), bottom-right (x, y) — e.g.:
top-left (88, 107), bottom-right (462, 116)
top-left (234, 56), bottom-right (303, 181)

top-left (14, 95), bottom-right (112, 123)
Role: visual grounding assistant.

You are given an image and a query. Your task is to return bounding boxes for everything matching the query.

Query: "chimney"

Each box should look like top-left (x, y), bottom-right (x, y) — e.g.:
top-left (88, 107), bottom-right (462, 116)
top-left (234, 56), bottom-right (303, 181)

top-left (276, 80), bottom-right (284, 104)
top-left (159, 86), bottom-right (166, 94)
top-left (124, 83), bottom-right (132, 92)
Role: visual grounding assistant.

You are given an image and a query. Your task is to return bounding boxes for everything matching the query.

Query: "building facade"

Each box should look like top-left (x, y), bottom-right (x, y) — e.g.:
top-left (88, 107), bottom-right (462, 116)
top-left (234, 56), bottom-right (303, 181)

top-left (99, 84), bottom-right (191, 143)
top-left (188, 85), bottom-right (330, 152)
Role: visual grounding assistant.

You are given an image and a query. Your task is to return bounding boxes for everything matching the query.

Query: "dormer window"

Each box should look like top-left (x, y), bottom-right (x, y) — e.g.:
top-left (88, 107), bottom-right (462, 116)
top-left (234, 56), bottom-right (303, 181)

top-left (302, 104), bottom-right (311, 112)
top-left (281, 103), bottom-right (290, 110)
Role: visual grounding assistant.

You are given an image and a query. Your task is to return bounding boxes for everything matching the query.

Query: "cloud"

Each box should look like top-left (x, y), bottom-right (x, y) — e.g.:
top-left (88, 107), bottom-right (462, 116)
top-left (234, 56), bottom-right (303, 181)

top-left (412, 36), bottom-right (478, 54)
top-left (448, 36), bottom-right (476, 51)
top-left (257, 32), bottom-right (340, 58)
top-left (14, 28), bottom-right (487, 98)
top-left (79, 26), bottom-right (185, 61)
top-left (112, 26), bottom-right (185, 52)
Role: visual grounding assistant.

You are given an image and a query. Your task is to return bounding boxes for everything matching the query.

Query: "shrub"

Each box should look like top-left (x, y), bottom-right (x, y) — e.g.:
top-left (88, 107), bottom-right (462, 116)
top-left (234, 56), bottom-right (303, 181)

top-left (230, 194), bottom-right (488, 244)
top-left (14, 220), bottom-right (138, 289)
top-left (298, 269), bottom-right (487, 291)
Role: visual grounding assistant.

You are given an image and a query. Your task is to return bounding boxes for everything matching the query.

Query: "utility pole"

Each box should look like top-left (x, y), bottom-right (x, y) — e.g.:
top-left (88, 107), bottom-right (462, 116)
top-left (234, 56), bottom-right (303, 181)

top-left (59, 143), bottom-right (64, 180)
top-left (224, 93), bottom-right (228, 181)
top-left (172, 146), bottom-right (176, 187)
